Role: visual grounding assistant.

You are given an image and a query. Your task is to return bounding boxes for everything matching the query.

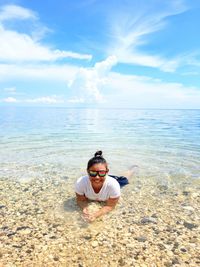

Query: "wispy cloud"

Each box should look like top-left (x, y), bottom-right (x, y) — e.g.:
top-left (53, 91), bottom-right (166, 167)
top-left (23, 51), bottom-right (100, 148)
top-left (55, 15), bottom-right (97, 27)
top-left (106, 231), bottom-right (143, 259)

top-left (0, 4), bottom-right (92, 62)
top-left (26, 95), bottom-right (64, 104)
top-left (68, 97), bottom-right (85, 103)
top-left (2, 96), bottom-right (17, 103)
top-left (3, 87), bottom-right (16, 94)
top-left (2, 67), bottom-right (200, 108)
top-left (1, 95), bottom-right (64, 104)
top-left (68, 56), bottom-right (117, 103)
top-left (0, 4), bottom-right (37, 21)
top-left (108, 0), bottom-right (188, 72)
top-left (181, 71), bottom-right (199, 76)
top-left (105, 71), bottom-right (200, 108)
top-left (1, 1), bottom-right (199, 109)
top-left (0, 63), bottom-right (78, 81)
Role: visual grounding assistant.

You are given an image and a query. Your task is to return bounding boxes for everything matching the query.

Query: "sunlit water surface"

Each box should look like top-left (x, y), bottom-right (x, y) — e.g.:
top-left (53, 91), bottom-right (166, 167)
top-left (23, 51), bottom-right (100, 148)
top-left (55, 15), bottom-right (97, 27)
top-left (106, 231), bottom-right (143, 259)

top-left (0, 107), bottom-right (199, 186)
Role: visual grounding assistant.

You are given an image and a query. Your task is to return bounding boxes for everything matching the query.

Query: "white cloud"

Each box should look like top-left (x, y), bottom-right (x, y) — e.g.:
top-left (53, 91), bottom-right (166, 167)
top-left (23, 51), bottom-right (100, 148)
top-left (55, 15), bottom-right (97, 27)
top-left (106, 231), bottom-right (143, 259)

top-left (68, 56), bottom-right (117, 103)
top-left (0, 25), bottom-right (92, 62)
top-left (2, 69), bottom-right (200, 108)
top-left (108, 0), bottom-right (188, 72)
top-left (0, 63), bottom-right (78, 81)
top-left (1, 2), bottom-right (199, 109)
top-left (115, 52), bottom-right (179, 73)
top-left (0, 4), bottom-right (37, 21)
top-left (181, 71), bottom-right (199, 76)
top-left (0, 4), bottom-right (92, 62)
top-left (26, 95), bottom-right (64, 104)
top-left (3, 87), bottom-right (16, 94)
top-left (105, 72), bottom-right (200, 108)
top-left (68, 97), bottom-right (85, 103)
top-left (3, 97), bottom-right (17, 103)
top-left (1, 95), bottom-right (65, 104)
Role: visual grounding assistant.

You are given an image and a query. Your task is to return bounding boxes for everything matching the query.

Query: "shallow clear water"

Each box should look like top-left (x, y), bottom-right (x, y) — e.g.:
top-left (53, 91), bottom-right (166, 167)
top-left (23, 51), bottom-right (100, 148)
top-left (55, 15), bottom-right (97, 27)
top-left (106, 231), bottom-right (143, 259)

top-left (0, 106), bottom-right (199, 185)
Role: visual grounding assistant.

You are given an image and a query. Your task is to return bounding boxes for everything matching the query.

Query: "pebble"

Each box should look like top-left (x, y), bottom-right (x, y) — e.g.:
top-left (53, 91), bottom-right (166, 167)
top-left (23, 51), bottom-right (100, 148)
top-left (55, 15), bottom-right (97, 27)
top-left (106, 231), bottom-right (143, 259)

top-left (135, 236), bottom-right (147, 242)
top-left (182, 191), bottom-right (190, 196)
top-left (182, 206), bottom-right (195, 211)
top-left (61, 176), bottom-right (69, 180)
top-left (91, 241), bottom-right (99, 248)
top-left (118, 257), bottom-right (126, 266)
top-left (171, 257), bottom-right (179, 265)
top-left (126, 243), bottom-right (135, 249)
top-left (191, 193), bottom-right (199, 198)
top-left (7, 231), bottom-right (16, 237)
top-left (128, 226), bottom-right (134, 233)
top-left (140, 216), bottom-right (157, 224)
top-left (180, 247), bottom-right (187, 253)
top-left (158, 185), bottom-right (168, 191)
top-left (18, 229), bottom-right (32, 235)
top-left (164, 261), bottom-right (173, 267)
top-left (16, 226), bottom-right (31, 231)
top-left (83, 235), bottom-right (92, 240)
top-left (183, 221), bottom-right (198, 230)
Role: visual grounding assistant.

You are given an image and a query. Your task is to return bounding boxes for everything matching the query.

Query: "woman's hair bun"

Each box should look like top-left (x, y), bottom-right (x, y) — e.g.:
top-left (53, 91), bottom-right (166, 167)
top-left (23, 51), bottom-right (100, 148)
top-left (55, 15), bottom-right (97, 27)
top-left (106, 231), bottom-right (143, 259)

top-left (94, 150), bottom-right (103, 158)
top-left (87, 150), bottom-right (107, 169)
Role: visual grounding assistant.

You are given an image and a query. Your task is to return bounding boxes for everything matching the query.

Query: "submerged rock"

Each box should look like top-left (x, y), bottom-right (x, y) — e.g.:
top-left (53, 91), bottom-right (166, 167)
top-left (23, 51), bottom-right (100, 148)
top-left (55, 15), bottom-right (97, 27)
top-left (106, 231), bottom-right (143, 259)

top-left (91, 241), bottom-right (99, 248)
top-left (135, 236), bottom-right (147, 242)
top-left (182, 206), bottom-right (195, 212)
top-left (16, 226), bottom-right (31, 231)
top-left (7, 231), bottom-right (16, 237)
top-left (82, 234), bottom-right (92, 240)
top-left (118, 257), bottom-right (126, 266)
top-left (1, 176), bottom-right (199, 267)
top-left (180, 247), bottom-right (187, 253)
top-left (158, 185), bottom-right (168, 191)
top-left (140, 216), bottom-right (157, 224)
top-left (182, 191), bottom-right (190, 196)
top-left (61, 176), bottom-right (69, 180)
top-left (183, 221), bottom-right (198, 230)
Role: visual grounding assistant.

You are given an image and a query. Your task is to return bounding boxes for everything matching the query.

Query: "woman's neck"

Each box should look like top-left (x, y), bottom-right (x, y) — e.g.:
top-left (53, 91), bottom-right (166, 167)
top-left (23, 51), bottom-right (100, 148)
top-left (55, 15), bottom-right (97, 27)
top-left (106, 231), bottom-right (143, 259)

top-left (92, 183), bottom-right (103, 193)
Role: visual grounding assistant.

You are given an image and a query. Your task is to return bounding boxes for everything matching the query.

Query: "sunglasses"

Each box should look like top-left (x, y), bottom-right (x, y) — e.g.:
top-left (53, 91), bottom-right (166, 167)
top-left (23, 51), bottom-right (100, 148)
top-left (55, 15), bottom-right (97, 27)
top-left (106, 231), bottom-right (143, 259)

top-left (88, 170), bottom-right (108, 177)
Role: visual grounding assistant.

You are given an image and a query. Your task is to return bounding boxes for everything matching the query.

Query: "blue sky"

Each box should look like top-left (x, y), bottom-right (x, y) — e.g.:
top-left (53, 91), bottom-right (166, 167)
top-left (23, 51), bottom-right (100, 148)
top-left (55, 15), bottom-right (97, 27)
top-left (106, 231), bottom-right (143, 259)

top-left (0, 0), bottom-right (200, 108)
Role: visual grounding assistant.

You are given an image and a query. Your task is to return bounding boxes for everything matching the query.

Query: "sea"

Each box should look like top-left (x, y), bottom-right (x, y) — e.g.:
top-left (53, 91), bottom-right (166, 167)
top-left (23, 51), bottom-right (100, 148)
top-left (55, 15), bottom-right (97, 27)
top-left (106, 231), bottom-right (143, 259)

top-left (0, 106), bottom-right (199, 187)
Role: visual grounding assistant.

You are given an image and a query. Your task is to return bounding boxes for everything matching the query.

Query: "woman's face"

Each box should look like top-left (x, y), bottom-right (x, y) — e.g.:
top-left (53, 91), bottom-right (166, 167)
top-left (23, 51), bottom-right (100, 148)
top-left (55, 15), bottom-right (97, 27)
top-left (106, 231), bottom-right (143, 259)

top-left (88, 163), bottom-right (108, 187)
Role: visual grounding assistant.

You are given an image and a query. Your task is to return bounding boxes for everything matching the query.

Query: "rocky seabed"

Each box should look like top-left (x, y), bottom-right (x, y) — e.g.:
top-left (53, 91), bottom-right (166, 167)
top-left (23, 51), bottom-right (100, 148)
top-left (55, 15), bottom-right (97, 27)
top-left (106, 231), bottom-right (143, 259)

top-left (0, 175), bottom-right (199, 267)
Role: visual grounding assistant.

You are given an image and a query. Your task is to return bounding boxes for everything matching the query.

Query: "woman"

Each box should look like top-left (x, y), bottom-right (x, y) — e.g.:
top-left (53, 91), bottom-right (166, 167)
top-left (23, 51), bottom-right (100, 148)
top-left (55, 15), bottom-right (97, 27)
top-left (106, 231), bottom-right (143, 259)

top-left (75, 151), bottom-right (129, 222)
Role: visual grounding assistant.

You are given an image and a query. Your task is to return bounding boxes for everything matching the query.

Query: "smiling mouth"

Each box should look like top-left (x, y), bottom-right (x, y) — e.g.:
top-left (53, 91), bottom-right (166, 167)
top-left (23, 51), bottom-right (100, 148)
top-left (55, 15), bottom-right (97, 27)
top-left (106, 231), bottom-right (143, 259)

top-left (93, 179), bottom-right (102, 183)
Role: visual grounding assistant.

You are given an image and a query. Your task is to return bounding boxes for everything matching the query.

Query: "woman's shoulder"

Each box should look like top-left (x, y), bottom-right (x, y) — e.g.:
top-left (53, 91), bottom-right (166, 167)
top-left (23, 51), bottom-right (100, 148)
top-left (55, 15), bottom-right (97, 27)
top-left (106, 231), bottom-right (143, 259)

top-left (106, 175), bottom-right (121, 196)
top-left (76, 175), bottom-right (89, 184)
top-left (106, 175), bottom-right (120, 188)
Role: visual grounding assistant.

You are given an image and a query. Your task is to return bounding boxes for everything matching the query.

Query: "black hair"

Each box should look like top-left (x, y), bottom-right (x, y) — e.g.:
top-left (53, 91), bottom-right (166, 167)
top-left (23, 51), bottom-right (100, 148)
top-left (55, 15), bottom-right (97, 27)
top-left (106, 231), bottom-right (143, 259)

top-left (87, 150), bottom-right (107, 170)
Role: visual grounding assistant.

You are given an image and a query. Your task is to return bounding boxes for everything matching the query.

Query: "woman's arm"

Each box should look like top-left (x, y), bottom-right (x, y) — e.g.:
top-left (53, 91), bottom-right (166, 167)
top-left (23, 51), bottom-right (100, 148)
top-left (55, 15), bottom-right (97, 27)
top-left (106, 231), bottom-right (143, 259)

top-left (76, 193), bottom-right (88, 210)
top-left (84, 197), bottom-right (119, 222)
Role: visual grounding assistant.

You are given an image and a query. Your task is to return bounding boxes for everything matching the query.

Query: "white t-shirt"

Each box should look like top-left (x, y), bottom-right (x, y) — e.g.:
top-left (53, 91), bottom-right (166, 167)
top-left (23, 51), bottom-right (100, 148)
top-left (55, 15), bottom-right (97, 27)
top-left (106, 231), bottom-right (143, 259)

top-left (75, 175), bottom-right (121, 201)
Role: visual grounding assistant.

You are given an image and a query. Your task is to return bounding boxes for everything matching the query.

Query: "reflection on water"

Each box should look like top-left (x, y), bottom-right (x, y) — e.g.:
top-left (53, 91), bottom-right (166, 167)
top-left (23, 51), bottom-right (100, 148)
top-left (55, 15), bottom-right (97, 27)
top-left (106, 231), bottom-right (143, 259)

top-left (0, 107), bottom-right (199, 184)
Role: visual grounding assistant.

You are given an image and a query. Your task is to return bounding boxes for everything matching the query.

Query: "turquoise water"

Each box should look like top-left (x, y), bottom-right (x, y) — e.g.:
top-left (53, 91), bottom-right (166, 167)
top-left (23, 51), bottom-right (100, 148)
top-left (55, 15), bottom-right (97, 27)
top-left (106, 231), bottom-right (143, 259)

top-left (0, 107), bottom-right (199, 184)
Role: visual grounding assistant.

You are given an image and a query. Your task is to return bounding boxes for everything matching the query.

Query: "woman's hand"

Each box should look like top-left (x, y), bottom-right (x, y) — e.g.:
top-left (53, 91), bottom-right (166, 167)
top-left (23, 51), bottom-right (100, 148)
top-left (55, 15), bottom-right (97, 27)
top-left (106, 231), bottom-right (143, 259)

top-left (82, 207), bottom-right (98, 222)
top-left (76, 193), bottom-right (120, 223)
top-left (83, 207), bottom-right (89, 216)
top-left (82, 211), bottom-right (97, 222)
top-left (76, 193), bottom-right (88, 209)
top-left (82, 197), bottom-right (120, 222)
